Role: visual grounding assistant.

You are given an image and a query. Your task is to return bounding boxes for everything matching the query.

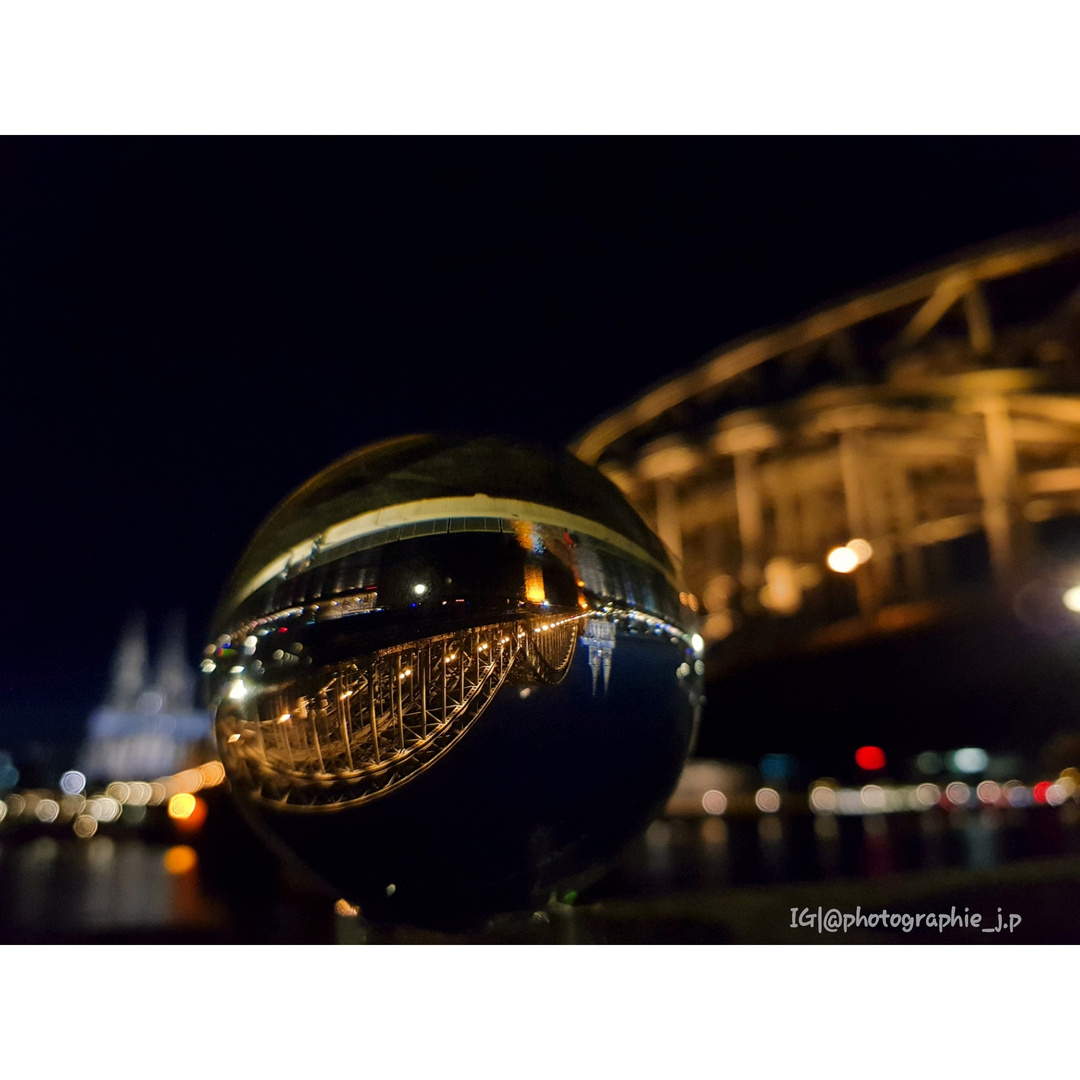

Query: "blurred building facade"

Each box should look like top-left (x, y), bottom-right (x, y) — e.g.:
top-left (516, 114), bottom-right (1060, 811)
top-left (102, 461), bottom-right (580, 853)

top-left (80, 614), bottom-right (213, 781)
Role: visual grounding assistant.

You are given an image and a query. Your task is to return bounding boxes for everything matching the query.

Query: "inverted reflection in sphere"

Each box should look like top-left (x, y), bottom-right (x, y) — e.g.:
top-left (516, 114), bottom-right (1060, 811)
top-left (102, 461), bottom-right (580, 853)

top-left (206, 435), bottom-right (701, 926)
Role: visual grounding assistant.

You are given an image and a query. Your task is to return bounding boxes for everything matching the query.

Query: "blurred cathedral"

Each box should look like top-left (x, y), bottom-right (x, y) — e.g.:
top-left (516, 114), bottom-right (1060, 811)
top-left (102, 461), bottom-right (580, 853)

top-left (80, 613), bottom-right (214, 781)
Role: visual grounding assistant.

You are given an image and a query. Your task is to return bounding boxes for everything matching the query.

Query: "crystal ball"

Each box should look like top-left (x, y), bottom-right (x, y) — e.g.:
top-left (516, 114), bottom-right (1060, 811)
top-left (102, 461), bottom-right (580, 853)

top-left (206, 435), bottom-right (701, 926)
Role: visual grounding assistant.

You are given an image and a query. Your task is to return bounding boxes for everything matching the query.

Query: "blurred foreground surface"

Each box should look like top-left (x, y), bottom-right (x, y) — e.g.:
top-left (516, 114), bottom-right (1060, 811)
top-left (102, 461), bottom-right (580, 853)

top-left (2, 784), bottom-right (1079, 944)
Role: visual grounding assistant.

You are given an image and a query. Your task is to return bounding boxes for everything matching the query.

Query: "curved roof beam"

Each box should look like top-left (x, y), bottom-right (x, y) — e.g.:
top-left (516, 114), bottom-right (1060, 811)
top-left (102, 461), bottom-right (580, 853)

top-left (572, 227), bottom-right (1080, 464)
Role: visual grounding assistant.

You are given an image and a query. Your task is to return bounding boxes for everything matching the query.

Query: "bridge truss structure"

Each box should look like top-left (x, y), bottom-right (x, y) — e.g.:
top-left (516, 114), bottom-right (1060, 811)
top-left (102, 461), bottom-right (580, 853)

top-left (571, 221), bottom-right (1080, 646)
top-left (218, 613), bottom-right (584, 810)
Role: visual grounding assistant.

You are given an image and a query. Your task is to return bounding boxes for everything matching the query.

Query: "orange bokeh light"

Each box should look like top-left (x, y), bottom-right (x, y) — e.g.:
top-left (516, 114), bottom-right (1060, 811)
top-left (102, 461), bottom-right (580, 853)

top-left (163, 845), bottom-right (198, 875)
top-left (172, 794), bottom-right (208, 832)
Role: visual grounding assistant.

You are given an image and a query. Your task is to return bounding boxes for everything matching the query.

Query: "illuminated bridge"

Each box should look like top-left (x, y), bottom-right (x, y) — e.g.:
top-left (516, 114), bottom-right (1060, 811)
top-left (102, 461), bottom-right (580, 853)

top-left (217, 613), bottom-right (583, 810)
top-left (573, 222), bottom-right (1080, 657)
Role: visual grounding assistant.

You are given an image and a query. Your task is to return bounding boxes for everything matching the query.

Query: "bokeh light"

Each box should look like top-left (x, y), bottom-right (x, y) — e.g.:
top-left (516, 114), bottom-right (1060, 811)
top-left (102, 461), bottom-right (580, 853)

top-left (855, 745), bottom-right (886, 771)
top-left (73, 815), bottom-right (97, 839)
top-left (915, 751), bottom-right (942, 774)
top-left (173, 795), bottom-right (208, 832)
top-left (172, 769), bottom-right (204, 795)
top-left (1046, 783), bottom-right (1067, 807)
top-left (915, 783), bottom-right (941, 807)
top-left (59, 770), bottom-right (86, 795)
top-left (168, 793), bottom-right (197, 819)
top-left (951, 747), bottom-right (989, 774)
top-left (87, 796), bottom-right (121, 822)
top-left (199, 761), bottom-right (226, 787)
top-left (860, 785), bottom-right (886, 811)
top-left (754, 787), bottom-right (781, 813)
top-left (1004, 782), bottom-right (1030, 807)
top-left (826, 546), bottom-right (859, 574)
top-left (126, 782), bottom-right (152, 806)
top-left (163, 845), bottom-right (198, 874)
top-left (945, 782), bottom-right (971, 806)
top-left (846, 538), bottom-right (873, 564)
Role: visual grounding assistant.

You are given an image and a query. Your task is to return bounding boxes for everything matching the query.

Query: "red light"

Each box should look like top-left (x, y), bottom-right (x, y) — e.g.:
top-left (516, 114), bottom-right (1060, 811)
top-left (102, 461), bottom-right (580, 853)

top-left (855, 746), bottom-right (886, 771)
top-left (1033, 781), bottom-right (1052, 804)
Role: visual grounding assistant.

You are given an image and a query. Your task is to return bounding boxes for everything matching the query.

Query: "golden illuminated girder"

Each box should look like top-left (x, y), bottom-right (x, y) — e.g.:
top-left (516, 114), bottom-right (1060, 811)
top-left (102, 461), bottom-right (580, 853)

top-left (571, 220), bottom-right (1080, 645)
top-left (217, 614), bottom-right (584, 811)
top-left (572, 226), bottom-right (1080, 465)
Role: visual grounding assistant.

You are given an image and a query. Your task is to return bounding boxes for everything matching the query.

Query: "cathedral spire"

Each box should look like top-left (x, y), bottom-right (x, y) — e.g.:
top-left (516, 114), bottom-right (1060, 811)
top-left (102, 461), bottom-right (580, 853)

top-left (107, 611), bottom-right (148, 711)
top-left (154, 611), bottom-right (194, 713)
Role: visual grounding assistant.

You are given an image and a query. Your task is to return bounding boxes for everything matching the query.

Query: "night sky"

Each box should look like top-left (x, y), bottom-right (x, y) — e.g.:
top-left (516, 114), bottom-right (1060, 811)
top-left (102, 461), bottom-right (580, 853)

top-left (5, 137), bottom-right (1080, 753)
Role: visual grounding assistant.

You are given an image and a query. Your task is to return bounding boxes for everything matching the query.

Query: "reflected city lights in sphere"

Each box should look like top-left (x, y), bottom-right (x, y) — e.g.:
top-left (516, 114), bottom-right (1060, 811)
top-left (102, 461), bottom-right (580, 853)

top-left (205, 436), bottom-right (701, 926)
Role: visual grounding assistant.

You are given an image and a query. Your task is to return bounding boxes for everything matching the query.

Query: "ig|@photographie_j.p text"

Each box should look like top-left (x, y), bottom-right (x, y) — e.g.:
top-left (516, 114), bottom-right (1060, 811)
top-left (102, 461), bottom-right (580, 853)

top-left (790, 905), bottom-right (1022, 935)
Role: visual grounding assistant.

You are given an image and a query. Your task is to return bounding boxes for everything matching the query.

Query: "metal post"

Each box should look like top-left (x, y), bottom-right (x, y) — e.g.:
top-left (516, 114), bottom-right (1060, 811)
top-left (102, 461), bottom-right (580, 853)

top-left (733, 450), bottom-right (764, 589)
top-left (368, 674), bottom-right (381, 765)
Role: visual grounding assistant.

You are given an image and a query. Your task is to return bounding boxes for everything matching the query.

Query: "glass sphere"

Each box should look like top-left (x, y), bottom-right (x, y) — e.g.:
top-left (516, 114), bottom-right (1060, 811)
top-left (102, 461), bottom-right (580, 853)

top-left (206, 435), bottom-right (701, 926)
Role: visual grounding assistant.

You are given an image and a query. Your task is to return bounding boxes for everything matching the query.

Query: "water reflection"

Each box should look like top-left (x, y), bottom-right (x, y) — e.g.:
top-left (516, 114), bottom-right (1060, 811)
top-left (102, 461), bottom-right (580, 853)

top-left (2, 800), bottom-right (1079, 941)
top-left (0, 837), bottom-right (204, 940)
top-left (604, 801), bottom-right (1080, 896)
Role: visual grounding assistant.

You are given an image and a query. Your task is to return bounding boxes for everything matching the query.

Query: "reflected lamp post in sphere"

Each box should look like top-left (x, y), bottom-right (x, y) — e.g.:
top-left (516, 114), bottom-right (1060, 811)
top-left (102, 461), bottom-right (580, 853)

top-left (205, 435), bottom-right (702, 927)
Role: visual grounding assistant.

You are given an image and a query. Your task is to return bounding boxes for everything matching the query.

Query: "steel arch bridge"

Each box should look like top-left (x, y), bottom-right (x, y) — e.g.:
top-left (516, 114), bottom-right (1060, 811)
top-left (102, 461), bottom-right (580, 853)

top-left (571, 221), bottom-right (1080, 649)
top-left (217, 613), bottom-right (584, 810)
